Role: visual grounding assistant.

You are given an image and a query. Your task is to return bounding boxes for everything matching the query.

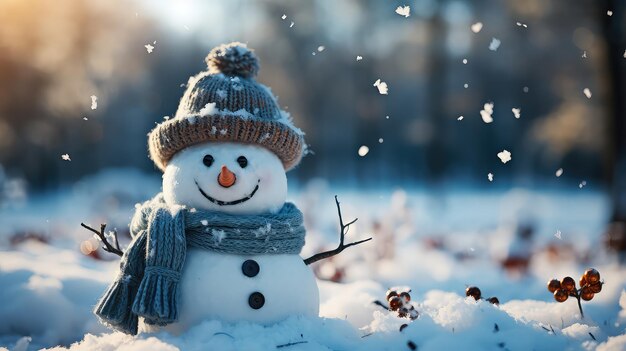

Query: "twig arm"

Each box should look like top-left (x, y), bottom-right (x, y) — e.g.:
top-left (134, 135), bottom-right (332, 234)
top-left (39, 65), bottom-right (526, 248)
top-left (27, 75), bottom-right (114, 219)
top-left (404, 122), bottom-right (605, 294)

top-left (303, 196), bottom-right (372, 265)
top-left (81, 223), bottom-right (124, 257)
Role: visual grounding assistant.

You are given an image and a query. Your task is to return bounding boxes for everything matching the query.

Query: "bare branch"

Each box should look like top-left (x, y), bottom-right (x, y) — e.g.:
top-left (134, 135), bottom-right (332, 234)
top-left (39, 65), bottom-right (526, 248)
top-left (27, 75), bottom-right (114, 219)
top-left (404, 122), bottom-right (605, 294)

top-left (303, 196), bottom-right (372, 265)
top-left (81, 223), bottom-right (123, 257)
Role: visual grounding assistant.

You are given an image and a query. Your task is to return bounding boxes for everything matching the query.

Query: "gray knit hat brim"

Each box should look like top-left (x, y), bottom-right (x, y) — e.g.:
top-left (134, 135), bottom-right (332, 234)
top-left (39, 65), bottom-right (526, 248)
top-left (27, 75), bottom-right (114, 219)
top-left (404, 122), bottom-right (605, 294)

top-left (148, 113), bottom-right (304, 171)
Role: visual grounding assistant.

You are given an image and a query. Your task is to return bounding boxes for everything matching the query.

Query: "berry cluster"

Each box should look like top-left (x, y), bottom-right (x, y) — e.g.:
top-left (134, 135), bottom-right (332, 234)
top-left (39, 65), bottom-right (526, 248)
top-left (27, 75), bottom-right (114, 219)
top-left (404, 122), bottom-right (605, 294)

top-left (465, 286), bottom-right (500, 305)
top-left (386, 289), bottom-right (419, 320)
top-left (547, 268), bottom-right (603, 318)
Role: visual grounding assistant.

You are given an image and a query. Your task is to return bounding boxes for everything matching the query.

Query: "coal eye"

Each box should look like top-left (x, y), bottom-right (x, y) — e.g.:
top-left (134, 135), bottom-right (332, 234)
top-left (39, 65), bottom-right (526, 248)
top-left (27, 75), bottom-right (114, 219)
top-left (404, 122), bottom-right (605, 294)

top-left (237, 156), bottom-right (248, 168)
top-left (203, 155), bottom-right (214, 167)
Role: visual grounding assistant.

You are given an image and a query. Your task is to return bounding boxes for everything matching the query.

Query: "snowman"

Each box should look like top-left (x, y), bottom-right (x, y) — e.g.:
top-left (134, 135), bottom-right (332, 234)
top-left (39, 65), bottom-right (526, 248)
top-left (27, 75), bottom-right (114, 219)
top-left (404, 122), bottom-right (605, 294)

top-left (90, 42), bottom-right (368, 335)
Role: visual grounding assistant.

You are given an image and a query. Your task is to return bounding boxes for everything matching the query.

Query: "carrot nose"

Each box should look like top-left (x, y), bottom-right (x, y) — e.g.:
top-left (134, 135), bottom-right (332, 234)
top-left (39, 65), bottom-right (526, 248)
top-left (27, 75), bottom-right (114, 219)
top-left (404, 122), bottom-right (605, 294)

top-left (217, 165), bottom-right (236, 188)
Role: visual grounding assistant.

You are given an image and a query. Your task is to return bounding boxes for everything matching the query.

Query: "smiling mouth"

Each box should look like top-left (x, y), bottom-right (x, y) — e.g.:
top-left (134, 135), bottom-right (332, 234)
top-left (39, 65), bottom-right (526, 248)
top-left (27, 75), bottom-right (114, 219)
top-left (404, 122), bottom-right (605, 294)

top-left (194, 179), bottom-right (260, 206)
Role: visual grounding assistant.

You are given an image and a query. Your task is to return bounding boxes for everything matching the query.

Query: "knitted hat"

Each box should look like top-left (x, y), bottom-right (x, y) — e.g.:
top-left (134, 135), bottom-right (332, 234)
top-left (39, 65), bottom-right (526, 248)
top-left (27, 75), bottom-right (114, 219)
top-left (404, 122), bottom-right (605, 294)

top-left (148, 42), bottom-right (305, 171)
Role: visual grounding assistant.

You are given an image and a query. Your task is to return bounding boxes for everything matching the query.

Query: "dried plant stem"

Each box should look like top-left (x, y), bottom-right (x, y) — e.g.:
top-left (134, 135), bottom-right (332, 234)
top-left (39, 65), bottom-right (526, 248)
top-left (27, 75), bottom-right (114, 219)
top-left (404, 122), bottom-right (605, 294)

top-left (303, 196), bottom-right (372, 265)
top-left (80, 223), bottom-right (123, 257)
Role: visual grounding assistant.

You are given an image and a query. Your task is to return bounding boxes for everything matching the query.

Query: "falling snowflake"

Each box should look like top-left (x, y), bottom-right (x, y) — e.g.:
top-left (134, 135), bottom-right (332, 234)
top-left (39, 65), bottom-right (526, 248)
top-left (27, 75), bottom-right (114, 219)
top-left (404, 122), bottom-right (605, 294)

top-left (623, 50), bottom-right (626, 58)
top-left (317, 46), bottom-right (325, 52)
top-left (582, 51), bottom-right (587, 58)
top-left (83, 117), bottom-right (88, 121)
top-left (373, 79), bottom-right (388, 95)
top-left (523, 86), bottom-right (529, 93)
top-left (583, 88), bottom-right (592, 99)
top-left (488, 173), bottom-right (494, 182)
top-left (579, 180), bottom-right (587, 189)
top-left (607, 10), bottom-right (613, 16)
top-left (201, 220), bottom-right (208, 226)
top-left (489, 38), bottom-right (501, 51)
top-left (555, 230), bottom-right (562, 239)
top-left (281, 14), bottom-right (287, 20)
top-left (356, 56), bottom-right (363, 61)
top-left (497, 150), bottom-right (512, 164)
top-left (462, 58), bottom-right (468, 64)
top-left (556, 168), bottom-right (564, 177)
top-left (395, 5), bottom-right (410, 18)
top-left (358, 145), bottom-right (369, 157)
top-left (90, 95), bottom-right (98, 110)
top-left (457, 116), bottom-right (464, 121)
top-left (471, 22), bottom-right (483, 33)
top-left (480, 102), bottom-right (494, 123)
top-left (464, 83), bottom-right (469, 88)
top-left (144, 43), bottom-right (155, 53)
top-left (61, 154), bottom-right (71, 161)
top-left (516, 22), bottom-right (528, 28)
top-left (216, 89), bottom-right (227, 100)
top-left (512, 108), bottom-right (521, 119)
top-left (378, 138), bottom-right (384, 143)
top-left (289, 21), bottom-right (294, 28)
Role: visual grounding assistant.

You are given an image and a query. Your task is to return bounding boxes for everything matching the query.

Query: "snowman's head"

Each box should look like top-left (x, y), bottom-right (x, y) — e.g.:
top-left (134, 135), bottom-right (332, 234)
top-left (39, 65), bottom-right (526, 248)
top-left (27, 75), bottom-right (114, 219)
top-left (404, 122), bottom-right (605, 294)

top-left (163, 142), bottom-right (287, 215)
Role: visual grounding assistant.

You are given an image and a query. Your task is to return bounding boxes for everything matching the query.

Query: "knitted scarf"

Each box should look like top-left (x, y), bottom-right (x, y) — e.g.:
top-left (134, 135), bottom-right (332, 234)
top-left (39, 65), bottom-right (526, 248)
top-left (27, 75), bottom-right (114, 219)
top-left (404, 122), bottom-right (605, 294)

top-left (93, 194), bottom-right (306, 335)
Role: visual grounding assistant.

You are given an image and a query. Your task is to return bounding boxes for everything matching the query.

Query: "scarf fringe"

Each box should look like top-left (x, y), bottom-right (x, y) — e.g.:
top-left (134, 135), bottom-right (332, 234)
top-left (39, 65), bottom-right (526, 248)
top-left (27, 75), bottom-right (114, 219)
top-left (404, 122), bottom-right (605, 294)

top-left (132, 267), bottom-right (181, 324)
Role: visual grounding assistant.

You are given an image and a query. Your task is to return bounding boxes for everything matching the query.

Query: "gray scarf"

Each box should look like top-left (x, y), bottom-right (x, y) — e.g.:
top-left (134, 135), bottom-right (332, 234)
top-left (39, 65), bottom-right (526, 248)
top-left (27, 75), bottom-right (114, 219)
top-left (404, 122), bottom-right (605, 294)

top-left (93, 194), bottom-right (306, 335)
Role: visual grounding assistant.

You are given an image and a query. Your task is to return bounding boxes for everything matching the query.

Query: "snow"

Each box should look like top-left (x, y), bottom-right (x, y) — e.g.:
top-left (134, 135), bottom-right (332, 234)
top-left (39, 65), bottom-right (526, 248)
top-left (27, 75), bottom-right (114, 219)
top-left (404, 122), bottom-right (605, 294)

top-left (90, 95), bottom-right (97, 110)
top-left (356, 56), bottom-right (363, 61)
top-left (512, 107), bottom-right (521, 119)
top-left (61, 154), bottom-right (71, 161)
top-left (497, 150), bottom-right (512, 163)
top-left (373, 79), bottom-right (388, 95)
top-left (489, 38), bottom-right (501, 51)
top-left (556, 168), bottom-right (564, 177)
top-left (584, 88), bottom-right (593, 99)
top-left (471, 22), bottom-right (483, 33)
top-left (358, 145), bottom-right (369, 157)
top-left (395, 6), bottom-right (410, 18)
top-left (488, 173), bottom-right (494, 182)
top-left (1, 170), bottom-right (624, 350)
top-left (480, 102), bottom-right (494, 123)
top-left (144, 41), bottom-right (156, 53)
top-left (607, 10), bottom-right (613, 16)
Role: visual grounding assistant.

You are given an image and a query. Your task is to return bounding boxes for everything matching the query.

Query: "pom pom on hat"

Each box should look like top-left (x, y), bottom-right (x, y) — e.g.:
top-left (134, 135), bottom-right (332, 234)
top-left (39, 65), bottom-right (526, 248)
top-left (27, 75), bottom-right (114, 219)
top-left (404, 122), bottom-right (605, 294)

top-left (205, 42), bottom-right (259, 78)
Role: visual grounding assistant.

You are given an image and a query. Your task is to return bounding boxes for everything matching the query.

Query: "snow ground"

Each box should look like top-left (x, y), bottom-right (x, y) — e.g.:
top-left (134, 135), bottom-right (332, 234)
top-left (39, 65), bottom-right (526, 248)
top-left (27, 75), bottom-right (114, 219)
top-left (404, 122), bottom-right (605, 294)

top-left (0, 169), bottom-right (625, 350)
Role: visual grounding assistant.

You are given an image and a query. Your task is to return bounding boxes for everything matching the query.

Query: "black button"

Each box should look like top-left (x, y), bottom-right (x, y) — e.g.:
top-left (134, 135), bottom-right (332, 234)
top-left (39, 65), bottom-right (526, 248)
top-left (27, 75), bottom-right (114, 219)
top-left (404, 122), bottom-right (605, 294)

top-left (242, 259), bottom-right (260, 277)
top-left (248, 292), bottom-right (265, 309)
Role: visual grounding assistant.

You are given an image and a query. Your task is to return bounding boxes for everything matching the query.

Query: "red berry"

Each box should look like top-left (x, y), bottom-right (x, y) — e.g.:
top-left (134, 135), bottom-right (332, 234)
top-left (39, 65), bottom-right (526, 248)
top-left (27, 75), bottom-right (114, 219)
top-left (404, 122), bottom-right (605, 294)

top-left (547, 279), bottom-right (561, 293)
top-left (386, 290), bottom-right (398, 301)
top-left (589, 282), bottom-right (602, 294)
top-left (389, 296), bottom-right (402, 311)
top-left (466, 286), bottom-right (481, 300)
top-left (580, 287), bottom-right (594, 301)
top-left (554, 289), bottom-right (568, 302)
top-left (583, 268), bottom-right (600, 284)
top-left (561, 277), bottom-right (576, 292)
top-left (400, 292), bottom-right (411, 302)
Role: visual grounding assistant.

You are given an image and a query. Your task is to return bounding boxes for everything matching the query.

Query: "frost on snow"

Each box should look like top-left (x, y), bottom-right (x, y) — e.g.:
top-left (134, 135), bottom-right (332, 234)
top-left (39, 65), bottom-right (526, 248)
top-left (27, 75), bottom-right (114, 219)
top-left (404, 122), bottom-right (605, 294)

top-left (373, 79), bottom-right (388, 95)
top-left (471, 22), bottom-right (483, 33)
top-left (61, 154), bottom-right (71, 161)
top-left (358, 145), bottom-right (369, 157)
top-left (488, 173), bottom-right (494, 181)
top-left (90, 95), bottom-right (97, 110)
top-left (489, 38), bottom-right (501, 51)
top-left (584, 88), bottom-right (592, 99)
top-left (556, 168), bottom-right (564, 177)
top-left (512, 108), bottom-right (521, 119)
top-left (497, 149), bottom-right (512, 164)
top-left (395, 5), bottom-right (410, 18)
top-left (480, 102), bottom-right (494, 123)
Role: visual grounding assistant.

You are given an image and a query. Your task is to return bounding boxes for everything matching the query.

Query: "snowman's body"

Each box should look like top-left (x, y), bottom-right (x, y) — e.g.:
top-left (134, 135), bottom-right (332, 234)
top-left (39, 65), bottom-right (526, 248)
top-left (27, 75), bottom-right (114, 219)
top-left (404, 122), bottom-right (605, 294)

top-left (149, 141), bottom-right (319, 332)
